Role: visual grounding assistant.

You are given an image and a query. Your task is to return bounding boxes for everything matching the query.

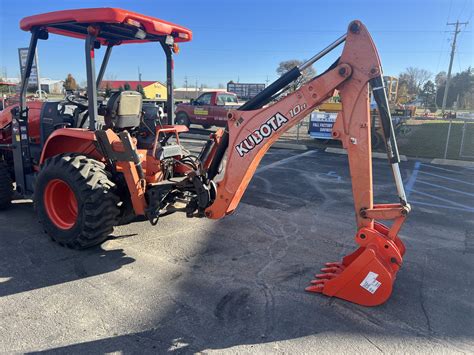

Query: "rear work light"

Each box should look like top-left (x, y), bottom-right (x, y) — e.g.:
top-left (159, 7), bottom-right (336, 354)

top-left (177, 32), bottom-right (189, 40)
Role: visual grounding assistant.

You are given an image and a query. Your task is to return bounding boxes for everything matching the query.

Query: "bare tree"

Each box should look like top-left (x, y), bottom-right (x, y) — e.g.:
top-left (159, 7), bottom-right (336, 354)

top-left (276, 60), bottom-right (315, 92)
top-left (399, 67), bottom-right (432, 95)
top-left (105, 73), bottom-right (117, 81)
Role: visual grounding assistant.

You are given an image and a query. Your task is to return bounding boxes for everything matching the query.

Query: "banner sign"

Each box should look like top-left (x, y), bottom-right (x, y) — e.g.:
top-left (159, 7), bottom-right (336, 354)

top-left (18, 48), bottom-right (39, 86)
top-left (309, 112), bottom-right (337, 139)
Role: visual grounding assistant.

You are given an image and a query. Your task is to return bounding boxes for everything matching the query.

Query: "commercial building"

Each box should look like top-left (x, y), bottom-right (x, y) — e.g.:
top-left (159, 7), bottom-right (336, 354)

top-left (100, 80), bottom-right (167, 100)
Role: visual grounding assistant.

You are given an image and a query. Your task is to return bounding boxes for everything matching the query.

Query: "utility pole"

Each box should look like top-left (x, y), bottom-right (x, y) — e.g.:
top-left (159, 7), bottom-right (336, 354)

top-left (138, 66), bottom-right (142, 82)
top-left (441, 20), bottom-right (468, 114)
top-left (442, 20), bottom-right (468, 159)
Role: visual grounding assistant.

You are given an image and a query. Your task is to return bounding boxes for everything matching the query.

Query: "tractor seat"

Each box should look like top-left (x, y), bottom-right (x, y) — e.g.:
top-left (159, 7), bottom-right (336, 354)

top-left (104, 91), bottom-right (142, 130)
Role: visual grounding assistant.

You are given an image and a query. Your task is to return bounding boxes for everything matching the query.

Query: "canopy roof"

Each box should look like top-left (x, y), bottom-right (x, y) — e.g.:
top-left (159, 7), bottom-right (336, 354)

top-left (20, 8), bottom-right (192, 44)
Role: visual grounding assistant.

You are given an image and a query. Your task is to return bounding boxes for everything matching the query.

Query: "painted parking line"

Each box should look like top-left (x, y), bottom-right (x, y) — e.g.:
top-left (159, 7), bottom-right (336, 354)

top-left (405, 161), bottom-right (474, 213)
top-left (420, 163), bottom-right (470, 175)
top-left (418, 170), bottom-right (474, 186)
top-left (416, 179), bottom-right (474, 198)
top-left (405, 161), bottom-right (421, 199)
top-left (257, 150), bottom-right (317, 174)
top-left (411, 188), bottom-right (474, 212)
top-left (410, 200), bottom-right (474, 212)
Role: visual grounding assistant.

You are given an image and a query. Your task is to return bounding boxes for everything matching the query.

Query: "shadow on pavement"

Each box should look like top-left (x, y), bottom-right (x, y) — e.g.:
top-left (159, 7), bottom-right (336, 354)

top-left (27, 157), bottom-right (474, 353)
top-left (3, 155), bottom-right (473, 353)
top-left (0, 201), bottom-right (135, 298)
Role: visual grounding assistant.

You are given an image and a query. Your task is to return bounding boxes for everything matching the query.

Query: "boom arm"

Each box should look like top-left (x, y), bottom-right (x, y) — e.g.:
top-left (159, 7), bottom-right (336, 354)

top-left (202, 21), bottom-right (410, 306)
top-left (205, 21), bottom-right (409, 223)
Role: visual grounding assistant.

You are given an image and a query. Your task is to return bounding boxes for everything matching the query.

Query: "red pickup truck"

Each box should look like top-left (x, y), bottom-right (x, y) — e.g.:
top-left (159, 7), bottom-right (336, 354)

top-left (175, 91), bottom-right (239, 128)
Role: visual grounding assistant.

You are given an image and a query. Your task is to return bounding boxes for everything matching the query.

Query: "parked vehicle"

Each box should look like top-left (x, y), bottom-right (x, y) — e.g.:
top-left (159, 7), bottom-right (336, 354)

top-left (175, 91), bottom-right (238, 128)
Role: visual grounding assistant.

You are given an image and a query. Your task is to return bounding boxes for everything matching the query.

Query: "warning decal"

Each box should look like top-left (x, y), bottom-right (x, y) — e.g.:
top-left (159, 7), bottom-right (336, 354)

top-left (360, 271), bottom-right (382, 294)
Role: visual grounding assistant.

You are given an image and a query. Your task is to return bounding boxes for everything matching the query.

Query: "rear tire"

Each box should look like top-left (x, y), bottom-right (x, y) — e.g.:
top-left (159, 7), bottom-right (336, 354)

top-left (0, 160), bottom-right (13, 210)
top-left (175, 112), bottom-right (190, 128)
top-left (35, 154), bottom-right (120, 249)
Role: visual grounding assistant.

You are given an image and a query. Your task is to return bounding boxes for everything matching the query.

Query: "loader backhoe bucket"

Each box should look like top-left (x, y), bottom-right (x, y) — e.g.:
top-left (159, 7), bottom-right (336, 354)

top-left (306, 222), bottom-right (406, 306)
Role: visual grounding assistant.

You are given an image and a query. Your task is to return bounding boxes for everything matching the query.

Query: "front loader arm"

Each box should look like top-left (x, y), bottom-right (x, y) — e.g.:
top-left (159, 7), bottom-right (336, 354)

top-left (203, 21), bottom-right (411, 306)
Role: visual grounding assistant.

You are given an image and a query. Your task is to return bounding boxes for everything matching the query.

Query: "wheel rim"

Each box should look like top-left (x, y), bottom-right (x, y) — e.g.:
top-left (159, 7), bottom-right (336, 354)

top-left (44, 179), bottom-right (78, 230)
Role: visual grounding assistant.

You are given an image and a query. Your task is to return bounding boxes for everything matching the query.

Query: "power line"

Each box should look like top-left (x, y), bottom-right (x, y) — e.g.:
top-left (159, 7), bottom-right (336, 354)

top-left (190, 26), bottom-right (461, 34)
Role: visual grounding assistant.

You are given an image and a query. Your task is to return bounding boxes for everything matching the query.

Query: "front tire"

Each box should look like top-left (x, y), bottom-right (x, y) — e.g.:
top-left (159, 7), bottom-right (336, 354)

top-left (175, 112), bottom-right (190, 128)
top-left (35, 154), bottom-right (120, 249)
top-left (0, 160), bottom-right (13, 210)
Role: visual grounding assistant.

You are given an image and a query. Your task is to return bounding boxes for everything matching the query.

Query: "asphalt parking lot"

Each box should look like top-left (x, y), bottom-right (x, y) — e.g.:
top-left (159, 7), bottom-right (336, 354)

top-left (1, 138), bottom-right (473, 353)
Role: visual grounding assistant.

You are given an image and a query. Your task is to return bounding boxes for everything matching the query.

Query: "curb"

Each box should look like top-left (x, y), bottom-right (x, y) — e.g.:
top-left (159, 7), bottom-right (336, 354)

top-left (430, 158), bottom-right (474, 168)
top-left (325, 147), bottom-right (408, 161)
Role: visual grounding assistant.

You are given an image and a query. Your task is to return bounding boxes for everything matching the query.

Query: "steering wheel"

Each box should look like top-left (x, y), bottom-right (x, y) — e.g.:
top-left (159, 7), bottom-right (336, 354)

top-left (66, 94), bottom-right (89, 109)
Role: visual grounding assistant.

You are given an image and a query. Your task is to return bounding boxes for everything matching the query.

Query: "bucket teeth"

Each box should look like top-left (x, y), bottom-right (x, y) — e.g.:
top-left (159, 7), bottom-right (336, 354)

top-left (324, 262), bottom-right (344, 268)
top-left (315, 272), bottom-right (337, 279)
top-left (305, 283), bottom-right (324, 293)
top-left (305, 226), bottom-right (406, 306)
top-left (320, 266), bottom-right (343, 274)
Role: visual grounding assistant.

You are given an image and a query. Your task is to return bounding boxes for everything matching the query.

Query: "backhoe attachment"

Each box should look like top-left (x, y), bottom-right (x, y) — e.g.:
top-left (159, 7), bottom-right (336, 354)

top-left (202, 20), bottom-right (411, 306)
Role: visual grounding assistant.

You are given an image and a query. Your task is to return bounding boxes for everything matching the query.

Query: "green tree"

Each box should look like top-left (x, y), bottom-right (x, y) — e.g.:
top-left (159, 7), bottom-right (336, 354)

top-left (436, 67), bottom-right (474, 109)
top-left (276, 59), bottom-right (316, 92)
top-left (105, 83), bottom-right (112, 97)
top-left (124, 82), bottom-right (131, 91)
top-left (136, 84), bottom-right (146, 98)
top-left (118, 85), bottom-right (124, 92)
top-left (63, 73), bottom-right (77, 91)
top-left (419, 80), bottom-right (436, 110)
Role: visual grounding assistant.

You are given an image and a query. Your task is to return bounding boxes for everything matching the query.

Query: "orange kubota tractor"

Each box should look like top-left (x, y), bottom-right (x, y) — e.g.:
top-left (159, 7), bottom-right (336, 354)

top-left (0, 8), bottom-right (410, 306)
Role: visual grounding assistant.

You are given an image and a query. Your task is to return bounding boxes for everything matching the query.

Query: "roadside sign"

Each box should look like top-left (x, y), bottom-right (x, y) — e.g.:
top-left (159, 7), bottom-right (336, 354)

top-left (18, 48), bottom-right (41, 96)
top-left (309, 112), bottom-right (337, 139)
top-left (227, 82), bottom-right (265, 100)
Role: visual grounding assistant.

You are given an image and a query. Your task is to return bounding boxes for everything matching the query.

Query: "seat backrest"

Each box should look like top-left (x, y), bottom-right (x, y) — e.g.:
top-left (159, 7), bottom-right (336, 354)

top-left (105, 91), bottom-right (142, 130)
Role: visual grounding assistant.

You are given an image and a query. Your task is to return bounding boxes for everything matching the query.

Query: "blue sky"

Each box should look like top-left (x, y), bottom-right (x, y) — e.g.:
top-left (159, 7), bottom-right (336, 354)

top-left (0, 0), bottom-right (472, 87)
